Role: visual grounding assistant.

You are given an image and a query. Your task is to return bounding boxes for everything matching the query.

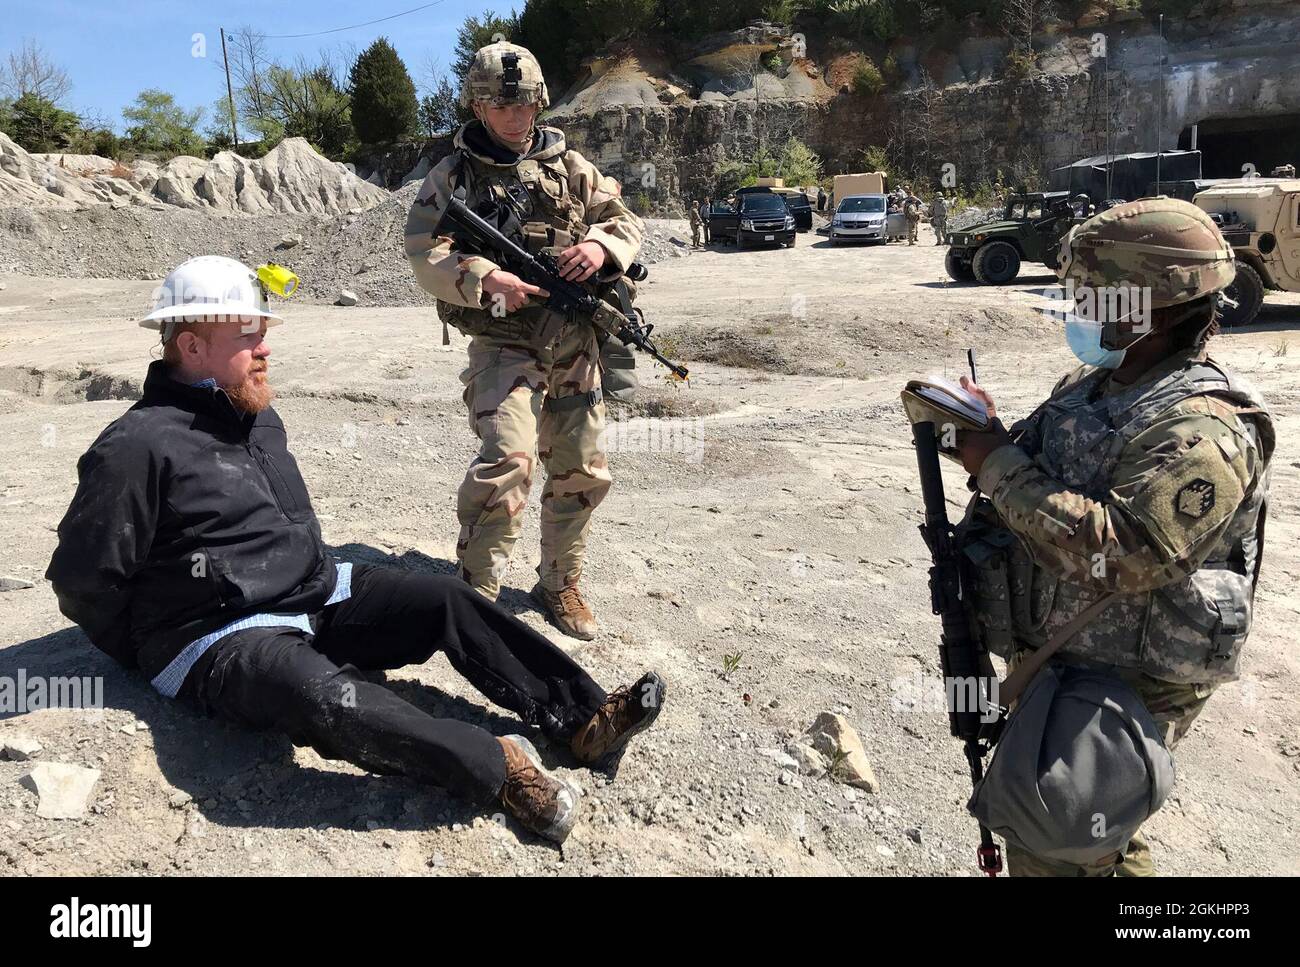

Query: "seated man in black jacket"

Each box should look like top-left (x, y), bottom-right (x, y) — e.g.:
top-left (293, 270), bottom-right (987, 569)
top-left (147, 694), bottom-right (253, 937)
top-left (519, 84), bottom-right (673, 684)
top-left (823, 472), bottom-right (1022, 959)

top-left (46, 256), bottom-right (665, 844)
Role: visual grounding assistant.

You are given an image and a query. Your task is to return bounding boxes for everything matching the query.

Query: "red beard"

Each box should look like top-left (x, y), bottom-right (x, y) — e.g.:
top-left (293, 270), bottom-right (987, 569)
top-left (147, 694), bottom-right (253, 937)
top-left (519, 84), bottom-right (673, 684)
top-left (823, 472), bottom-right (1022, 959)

top-left (225, 368), bottom-right (274, 414)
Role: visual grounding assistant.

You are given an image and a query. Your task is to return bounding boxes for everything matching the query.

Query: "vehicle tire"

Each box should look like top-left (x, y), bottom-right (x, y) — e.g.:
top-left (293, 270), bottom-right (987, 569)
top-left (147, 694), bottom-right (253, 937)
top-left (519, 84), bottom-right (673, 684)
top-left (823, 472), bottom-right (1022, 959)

top-left (1220, 260), bottom-right (1265, 327)
top-left (945, 250), bottom-right (976, 283)
top-left (972, 241), bottom-right (1021, 284)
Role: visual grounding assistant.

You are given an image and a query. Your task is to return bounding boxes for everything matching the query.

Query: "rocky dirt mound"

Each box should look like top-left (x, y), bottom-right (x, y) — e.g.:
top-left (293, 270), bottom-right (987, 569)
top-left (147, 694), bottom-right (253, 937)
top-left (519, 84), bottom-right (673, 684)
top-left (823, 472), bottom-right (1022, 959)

top-left (2, 134), bottom-right (387, 216)
top-left (0, 178), bottom-right (695, 309)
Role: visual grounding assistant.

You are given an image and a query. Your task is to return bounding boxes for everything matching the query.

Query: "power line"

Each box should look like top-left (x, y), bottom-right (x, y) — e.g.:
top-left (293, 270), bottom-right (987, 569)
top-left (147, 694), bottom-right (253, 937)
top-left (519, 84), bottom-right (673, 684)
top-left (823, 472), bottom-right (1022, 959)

top-left (259, 0), bottom-right (447, 40)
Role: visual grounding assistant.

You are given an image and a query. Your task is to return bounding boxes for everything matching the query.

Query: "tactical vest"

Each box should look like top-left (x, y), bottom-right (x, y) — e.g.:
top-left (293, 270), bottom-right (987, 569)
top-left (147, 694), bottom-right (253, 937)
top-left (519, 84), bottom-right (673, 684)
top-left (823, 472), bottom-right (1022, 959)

top-left (964, 357), bottom-right (1274, 685)
top-left (437, 150), bottom-right (589, 344)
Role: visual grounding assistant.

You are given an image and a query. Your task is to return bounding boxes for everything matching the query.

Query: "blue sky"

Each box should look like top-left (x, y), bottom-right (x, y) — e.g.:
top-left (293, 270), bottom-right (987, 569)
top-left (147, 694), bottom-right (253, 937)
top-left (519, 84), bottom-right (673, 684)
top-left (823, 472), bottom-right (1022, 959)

top-left (1, 0), bottom-right (516, 132)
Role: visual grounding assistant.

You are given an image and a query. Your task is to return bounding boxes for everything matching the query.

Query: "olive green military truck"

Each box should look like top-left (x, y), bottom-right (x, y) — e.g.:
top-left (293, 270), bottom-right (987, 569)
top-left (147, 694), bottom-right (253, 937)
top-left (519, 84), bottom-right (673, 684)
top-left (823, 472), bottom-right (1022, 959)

top-left (944, 191), bottom-right (1079, 284)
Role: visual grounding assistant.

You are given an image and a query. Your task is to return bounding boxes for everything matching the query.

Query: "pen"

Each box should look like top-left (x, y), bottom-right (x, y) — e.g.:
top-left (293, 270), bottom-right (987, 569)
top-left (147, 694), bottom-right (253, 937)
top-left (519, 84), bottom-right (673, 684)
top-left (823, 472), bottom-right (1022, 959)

top-left (967, 348), bottom-right (979, 385)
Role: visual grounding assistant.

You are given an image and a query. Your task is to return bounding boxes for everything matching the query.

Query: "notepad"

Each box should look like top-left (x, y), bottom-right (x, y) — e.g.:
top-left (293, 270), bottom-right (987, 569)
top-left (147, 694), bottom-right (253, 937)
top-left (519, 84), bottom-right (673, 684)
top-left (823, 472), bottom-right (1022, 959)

top-left (900, 375), bottom-right (992, 433)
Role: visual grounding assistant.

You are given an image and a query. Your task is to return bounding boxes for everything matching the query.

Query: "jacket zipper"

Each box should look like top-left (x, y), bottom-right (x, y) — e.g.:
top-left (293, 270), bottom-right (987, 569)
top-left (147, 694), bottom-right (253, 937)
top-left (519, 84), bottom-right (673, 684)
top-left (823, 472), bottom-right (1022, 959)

top-left (246, 441), bottom-right (291, 522)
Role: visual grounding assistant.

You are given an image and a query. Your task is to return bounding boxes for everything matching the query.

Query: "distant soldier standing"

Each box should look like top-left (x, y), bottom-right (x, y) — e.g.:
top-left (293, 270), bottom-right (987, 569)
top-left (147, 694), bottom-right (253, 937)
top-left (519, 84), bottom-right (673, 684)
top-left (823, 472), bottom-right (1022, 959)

top-left (404, 42), bottom-right (644, 639)
top-left (956, 198), bottom-right (1273, 875)
top-left (902, 186), bottom-right (922, 245)
top-left (689, 200), bottom-right (703, 248)
top-left (700, 195), bottom-right (712, 244)
top-left (931, 191), bottom-right (949, 245)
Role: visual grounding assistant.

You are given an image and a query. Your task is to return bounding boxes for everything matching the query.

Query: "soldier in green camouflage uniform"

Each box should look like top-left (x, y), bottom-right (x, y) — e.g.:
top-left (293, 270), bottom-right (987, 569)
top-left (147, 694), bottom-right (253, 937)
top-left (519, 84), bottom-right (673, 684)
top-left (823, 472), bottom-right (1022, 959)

top-left (955, 197), bottom-right (1274, 876)
top-left (931, 191), bottom-right (948, 245)
top-left (404, 42), bottom-right (644, 639)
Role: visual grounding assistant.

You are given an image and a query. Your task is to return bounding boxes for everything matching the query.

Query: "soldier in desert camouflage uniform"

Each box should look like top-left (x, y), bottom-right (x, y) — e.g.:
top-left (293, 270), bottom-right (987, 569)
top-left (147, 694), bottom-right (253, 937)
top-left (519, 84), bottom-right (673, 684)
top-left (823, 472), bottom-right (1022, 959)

top-left (955, 197), bottom-right (1274, 876)
top-left (404, 42), bottom-right (644, 639)
top-left (902, 186), bottom-right (922, 245)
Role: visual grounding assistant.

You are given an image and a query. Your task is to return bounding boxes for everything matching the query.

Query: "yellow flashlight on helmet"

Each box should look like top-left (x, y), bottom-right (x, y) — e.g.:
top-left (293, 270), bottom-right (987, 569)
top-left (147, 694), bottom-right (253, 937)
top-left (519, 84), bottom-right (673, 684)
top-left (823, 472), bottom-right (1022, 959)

top-left (257, 263), bottom-right (299, 298)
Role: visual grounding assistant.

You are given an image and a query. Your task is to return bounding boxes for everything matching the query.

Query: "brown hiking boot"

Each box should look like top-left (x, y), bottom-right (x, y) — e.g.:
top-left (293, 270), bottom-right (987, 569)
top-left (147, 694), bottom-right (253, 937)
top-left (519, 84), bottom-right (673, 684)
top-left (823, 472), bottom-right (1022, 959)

top-left (531, 582), bottom-right (597, 640)
top-left (570, 671), bottom-right (667, 766)
top-left (496, 735), bottom-right (578, 843)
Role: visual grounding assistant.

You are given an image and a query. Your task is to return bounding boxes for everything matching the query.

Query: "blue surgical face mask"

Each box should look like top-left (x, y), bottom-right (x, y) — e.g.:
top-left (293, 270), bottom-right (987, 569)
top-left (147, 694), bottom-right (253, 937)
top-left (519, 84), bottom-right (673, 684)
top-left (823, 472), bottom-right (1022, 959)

top-left (1064, 315), bottom-right (1129, 369)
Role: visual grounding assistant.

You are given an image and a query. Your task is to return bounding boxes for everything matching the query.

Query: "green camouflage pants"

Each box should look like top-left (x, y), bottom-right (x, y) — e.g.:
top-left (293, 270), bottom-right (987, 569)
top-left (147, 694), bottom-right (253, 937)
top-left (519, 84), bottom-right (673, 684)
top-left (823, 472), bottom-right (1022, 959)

top-left (456, 321), bottom-right (611, 600)
top-left (1005, 659), bottom-right (1216, 877)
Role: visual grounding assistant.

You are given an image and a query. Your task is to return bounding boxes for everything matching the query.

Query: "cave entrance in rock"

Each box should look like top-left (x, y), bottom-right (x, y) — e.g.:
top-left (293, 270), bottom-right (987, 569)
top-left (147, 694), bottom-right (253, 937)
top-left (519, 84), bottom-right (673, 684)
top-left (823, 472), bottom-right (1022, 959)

top-left (1179, 114), bottom-right (1300, 178)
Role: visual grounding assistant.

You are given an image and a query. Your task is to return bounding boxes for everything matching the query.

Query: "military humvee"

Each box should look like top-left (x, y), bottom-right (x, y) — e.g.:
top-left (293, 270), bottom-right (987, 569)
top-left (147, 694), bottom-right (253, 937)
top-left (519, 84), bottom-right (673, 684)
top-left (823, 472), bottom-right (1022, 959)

top-left (944, 191), bottom-right (1080, 284)
top-left (1193, 177), bottom-right (1300, 327)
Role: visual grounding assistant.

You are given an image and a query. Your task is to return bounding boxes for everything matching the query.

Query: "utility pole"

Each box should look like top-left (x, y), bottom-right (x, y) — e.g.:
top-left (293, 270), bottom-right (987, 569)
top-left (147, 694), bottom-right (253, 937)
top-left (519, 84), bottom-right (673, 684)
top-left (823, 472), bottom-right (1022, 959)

top-left (1155, 13), bottom-right (1164, 193)
top-left (220, 27), bottom-right (240, 149)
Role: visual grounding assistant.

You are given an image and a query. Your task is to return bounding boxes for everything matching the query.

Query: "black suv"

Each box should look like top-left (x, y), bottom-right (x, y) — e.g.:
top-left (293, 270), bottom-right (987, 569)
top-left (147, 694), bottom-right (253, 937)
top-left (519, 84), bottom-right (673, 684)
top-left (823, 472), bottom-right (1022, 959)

top-left (709, 189), bottom-right (798, 248)
top-left (781, 191), bottom-right (813, 231)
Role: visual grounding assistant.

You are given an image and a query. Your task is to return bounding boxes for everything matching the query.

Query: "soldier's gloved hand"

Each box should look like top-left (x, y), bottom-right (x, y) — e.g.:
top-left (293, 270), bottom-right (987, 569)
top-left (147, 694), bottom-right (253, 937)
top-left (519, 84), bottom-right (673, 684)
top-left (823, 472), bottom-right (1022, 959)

top-left (483, 270), bottom-right (549, 313)
top-left (956, 422), bottom-right (1013, 477)
top-left (556, 240), bottom-right (607, 282)
top-left (955, 376), bottom-right (1012, 476)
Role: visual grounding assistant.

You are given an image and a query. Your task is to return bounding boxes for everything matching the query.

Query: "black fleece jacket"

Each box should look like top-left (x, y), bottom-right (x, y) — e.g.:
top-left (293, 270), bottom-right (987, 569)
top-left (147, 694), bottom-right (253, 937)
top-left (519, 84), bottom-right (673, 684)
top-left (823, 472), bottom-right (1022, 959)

top-left (46, 361), bottom-right (337, 680)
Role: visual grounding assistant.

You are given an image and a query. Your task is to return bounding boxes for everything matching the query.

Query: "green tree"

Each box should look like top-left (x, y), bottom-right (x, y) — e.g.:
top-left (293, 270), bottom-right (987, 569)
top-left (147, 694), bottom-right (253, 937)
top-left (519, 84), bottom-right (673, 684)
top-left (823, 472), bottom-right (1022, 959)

top-left (452, 10), bottom-right (522, 82)
top-left (418, 77), bottom-right (458, 138)
top-left (122, 89), bottom-right (205, 157)
top-left (852, 57), bottom-right (884, 95)
top-left (7, 92), bottom-right (80, 152)
top-left (776, 137), bottom-right (822, 186)
top-left (861, 144), bottom-right (890, 172)
top-left (515, 0), bottom-right (582, 93)
top-left (348, 37), bottom-right (418, 145)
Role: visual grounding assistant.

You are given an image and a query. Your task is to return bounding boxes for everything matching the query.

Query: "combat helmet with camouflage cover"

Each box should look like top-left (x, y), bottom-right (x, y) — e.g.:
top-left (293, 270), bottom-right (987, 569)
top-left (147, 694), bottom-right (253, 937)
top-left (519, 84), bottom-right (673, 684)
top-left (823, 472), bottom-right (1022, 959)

top-left (1056, 196), bottom-right (1236, 308)
top-left (460, 41), bottom-right (550, 109)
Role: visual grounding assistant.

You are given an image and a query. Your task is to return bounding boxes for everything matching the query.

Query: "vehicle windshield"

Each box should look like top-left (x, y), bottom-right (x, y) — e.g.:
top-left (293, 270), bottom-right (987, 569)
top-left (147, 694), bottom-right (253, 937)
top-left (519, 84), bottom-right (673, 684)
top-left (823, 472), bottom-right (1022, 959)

top-left (741, 194), bottom-right (787, 213)
top-left (839, 197), bottom-right (885, 213)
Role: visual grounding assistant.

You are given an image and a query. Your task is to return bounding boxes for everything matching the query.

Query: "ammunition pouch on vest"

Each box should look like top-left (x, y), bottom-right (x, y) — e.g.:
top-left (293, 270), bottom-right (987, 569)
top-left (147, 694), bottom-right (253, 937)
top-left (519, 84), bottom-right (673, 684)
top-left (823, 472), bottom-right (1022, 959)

top-left (435, 150), bottom-right (589, 347)
top-left (958, 499), bottom-right (1023, 661)
top-left (594, 277), bottom-right (640, 403)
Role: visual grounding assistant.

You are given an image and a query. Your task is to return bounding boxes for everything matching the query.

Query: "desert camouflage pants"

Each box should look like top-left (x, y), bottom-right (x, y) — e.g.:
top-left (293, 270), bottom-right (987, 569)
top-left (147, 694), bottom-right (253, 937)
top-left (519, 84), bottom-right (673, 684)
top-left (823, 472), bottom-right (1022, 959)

top-left (456, 321), bottom-right (611, 600)
top-left (906, 216), bottom-right (920, 244)
top-left (1005, 658), bottom-right (1216, 877)
top-left (933, 219), bottom-right (947, 244)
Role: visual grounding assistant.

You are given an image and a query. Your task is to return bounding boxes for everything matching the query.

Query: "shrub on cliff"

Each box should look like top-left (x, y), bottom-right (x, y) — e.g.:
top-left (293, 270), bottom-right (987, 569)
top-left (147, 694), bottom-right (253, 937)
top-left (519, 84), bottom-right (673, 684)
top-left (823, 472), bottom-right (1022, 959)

top-left (852, 58), bottom-right (885, 96)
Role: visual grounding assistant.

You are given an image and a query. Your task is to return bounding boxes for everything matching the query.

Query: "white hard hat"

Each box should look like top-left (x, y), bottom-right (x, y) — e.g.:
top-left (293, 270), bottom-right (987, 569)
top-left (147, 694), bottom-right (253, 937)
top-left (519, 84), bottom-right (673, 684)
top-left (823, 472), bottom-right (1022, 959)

top-left (140, 256), bottom-right (284, 335)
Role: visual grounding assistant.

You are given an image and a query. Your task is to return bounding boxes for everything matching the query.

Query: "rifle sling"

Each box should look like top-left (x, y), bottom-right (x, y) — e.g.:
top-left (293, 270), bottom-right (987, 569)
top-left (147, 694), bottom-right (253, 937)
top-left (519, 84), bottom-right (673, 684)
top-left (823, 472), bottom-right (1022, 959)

top-left (998, 592), bottom-right (1119, 708)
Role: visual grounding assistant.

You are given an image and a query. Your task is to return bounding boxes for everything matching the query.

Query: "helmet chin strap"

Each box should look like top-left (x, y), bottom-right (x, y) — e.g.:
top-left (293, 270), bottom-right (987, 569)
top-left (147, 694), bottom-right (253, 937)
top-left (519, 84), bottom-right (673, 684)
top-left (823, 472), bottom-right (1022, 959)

top-left (1100, 298), bottom-right (1208, 351)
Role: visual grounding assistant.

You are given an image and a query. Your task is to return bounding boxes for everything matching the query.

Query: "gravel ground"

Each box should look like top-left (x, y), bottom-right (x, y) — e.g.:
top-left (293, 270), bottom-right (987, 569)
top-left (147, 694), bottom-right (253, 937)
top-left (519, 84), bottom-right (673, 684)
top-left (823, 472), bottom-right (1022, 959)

top-left (1, 230), bottom-right (1298, 877)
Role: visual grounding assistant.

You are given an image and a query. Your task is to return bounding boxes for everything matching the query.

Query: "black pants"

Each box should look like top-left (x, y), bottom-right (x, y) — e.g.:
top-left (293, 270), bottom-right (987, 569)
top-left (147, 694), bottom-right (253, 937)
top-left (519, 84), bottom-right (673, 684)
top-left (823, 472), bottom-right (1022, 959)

top-left (179, 565), bottom-right (608, 804)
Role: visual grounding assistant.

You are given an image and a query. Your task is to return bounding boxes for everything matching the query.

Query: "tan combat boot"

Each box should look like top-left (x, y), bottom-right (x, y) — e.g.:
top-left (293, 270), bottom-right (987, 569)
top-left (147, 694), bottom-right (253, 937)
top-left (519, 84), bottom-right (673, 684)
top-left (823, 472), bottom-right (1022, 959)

top-left (570, 671), bottom-right (667, 766)
top-left (496, 735), bottom-right (579, 843)
top-left (531, 582), bottom-right (597, 640)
